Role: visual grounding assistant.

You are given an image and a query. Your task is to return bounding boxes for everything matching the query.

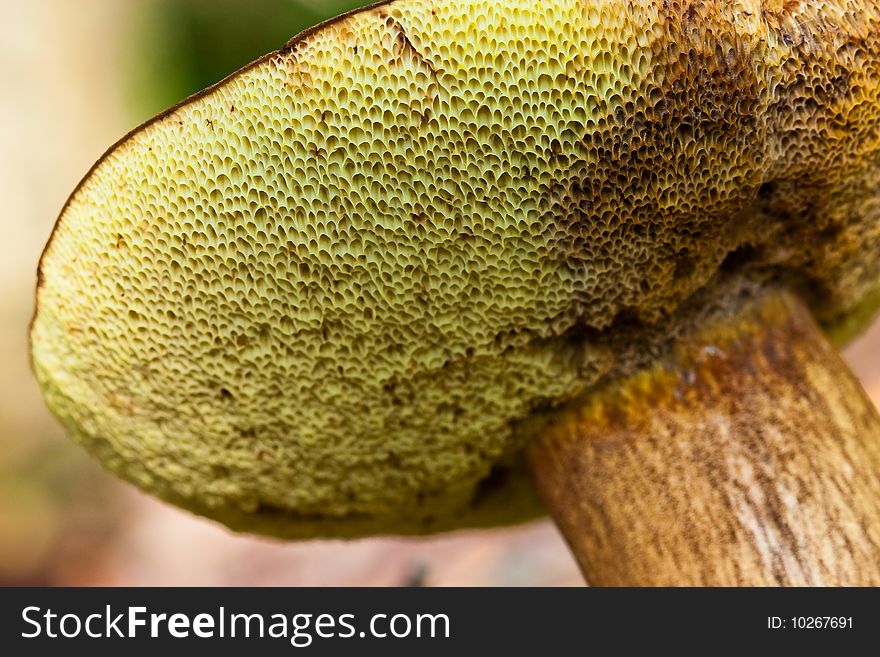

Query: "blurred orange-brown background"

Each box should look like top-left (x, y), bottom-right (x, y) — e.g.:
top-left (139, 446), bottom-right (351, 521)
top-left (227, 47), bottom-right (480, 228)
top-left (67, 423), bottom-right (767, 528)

top-left (1, 0), bottom-right (878, 586)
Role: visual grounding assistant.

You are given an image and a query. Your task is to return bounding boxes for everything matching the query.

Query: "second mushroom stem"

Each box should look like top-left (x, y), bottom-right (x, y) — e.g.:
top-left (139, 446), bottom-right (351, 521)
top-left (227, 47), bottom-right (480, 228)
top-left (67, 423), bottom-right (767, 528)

top-left (526, 289), bottom-right (880, 586)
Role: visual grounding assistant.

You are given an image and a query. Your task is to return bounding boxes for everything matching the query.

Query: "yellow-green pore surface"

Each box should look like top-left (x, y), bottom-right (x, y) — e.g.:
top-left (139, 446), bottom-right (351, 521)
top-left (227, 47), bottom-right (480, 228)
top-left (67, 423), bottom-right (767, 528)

top-left (32, 0), bottom-right (880, 537)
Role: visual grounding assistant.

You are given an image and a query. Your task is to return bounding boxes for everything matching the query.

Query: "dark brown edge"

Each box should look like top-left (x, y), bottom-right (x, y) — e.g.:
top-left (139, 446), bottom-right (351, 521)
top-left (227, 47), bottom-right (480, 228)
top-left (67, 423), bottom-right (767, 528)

top-left (28, 0), bottom-right (401, 354)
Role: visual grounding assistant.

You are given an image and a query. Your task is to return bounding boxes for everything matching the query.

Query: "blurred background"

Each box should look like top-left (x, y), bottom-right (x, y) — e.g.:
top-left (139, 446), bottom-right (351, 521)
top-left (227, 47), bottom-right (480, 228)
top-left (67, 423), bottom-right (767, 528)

top-left (0, 0), bottom-right (878, 586)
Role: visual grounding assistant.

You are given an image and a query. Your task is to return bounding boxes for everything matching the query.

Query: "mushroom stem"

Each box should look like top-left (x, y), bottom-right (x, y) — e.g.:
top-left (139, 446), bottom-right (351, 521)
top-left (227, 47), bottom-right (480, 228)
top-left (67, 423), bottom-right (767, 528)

top-left (526, 290), bottom-right (880, 586)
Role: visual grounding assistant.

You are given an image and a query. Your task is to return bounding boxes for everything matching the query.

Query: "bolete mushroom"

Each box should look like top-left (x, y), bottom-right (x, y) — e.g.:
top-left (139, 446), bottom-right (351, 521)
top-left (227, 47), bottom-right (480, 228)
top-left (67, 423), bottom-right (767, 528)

top-left (31, 0), bottom-right (880, 585)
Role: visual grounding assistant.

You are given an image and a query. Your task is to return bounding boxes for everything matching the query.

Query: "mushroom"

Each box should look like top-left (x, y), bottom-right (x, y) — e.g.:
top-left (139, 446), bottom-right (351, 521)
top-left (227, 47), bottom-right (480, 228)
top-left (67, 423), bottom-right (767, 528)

top-left (31, 0), bottom-right (880, 585)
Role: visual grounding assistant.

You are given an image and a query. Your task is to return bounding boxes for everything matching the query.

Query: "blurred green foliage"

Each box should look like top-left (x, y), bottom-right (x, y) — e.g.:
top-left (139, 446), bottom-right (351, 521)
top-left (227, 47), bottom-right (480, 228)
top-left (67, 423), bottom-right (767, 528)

top-left (126, 0), bottom-right (368, 120)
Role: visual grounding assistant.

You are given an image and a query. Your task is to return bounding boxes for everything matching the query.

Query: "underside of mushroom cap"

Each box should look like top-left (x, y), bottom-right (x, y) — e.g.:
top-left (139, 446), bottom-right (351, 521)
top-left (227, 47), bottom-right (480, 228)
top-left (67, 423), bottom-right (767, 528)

top-left (32, 0), bottom-right (880, 537)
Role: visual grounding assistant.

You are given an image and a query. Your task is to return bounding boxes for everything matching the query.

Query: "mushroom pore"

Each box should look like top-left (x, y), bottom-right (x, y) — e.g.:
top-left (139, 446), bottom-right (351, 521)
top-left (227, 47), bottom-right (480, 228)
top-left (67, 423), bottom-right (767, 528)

top-left (31, 0), bottom-right (880, 583)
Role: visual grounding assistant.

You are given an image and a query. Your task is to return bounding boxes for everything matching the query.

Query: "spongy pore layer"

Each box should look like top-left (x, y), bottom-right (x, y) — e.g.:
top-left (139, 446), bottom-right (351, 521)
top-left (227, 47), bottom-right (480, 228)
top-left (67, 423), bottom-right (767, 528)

top-left (32, 0), bottom-right (880, 537)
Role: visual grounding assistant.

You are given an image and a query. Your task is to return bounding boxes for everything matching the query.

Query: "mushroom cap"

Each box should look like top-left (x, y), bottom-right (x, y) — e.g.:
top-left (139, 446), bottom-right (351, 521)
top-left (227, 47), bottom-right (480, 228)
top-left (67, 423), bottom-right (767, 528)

top-left (32, 0), bottom-right (880, 537)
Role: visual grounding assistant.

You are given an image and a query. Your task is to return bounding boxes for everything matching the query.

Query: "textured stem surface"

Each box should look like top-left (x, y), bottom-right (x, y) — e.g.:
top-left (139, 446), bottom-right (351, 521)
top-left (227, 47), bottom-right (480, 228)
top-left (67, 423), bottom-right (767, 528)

top-left (527, 291), bottom-right (880, 586)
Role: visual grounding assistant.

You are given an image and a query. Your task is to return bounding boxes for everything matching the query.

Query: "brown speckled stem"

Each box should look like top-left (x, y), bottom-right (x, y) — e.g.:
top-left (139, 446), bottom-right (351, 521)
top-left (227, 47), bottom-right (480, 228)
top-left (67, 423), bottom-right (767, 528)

top-left (527, 291), bottom-right (880, 586)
